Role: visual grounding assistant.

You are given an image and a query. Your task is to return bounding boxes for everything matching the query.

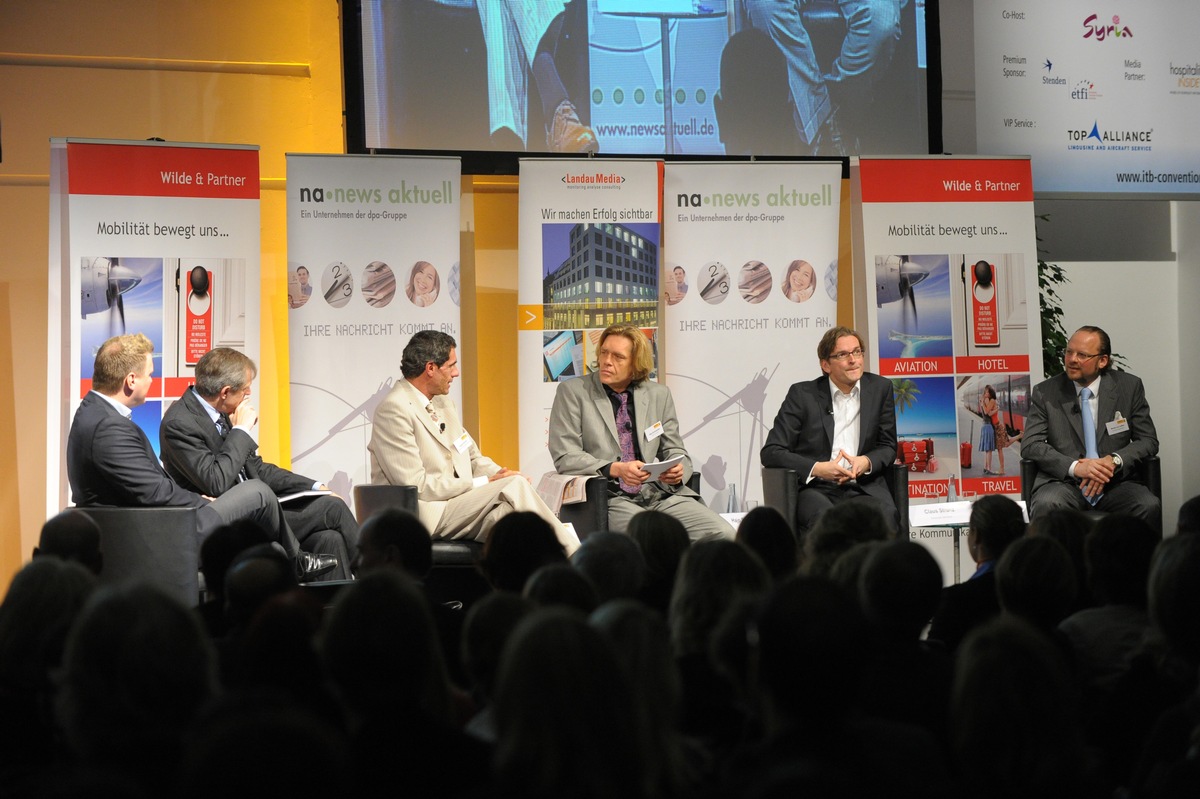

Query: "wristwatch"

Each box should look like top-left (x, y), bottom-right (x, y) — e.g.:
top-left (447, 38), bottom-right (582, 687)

top-left (1108, 453), bottom-right (1123, 471)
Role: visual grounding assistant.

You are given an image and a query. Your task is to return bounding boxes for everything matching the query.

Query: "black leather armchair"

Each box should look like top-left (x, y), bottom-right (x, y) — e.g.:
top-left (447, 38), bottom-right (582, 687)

top-left (761, 463), bottom-right (910, 538)
top-left (1020, 455), bottom-right (1162, 530)
top-left (74, 506), bottom-right (202, 607)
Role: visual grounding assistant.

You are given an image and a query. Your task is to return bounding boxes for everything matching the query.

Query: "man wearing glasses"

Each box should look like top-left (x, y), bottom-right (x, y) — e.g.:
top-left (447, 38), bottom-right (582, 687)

top-left (761, 325), bottom-right (899, 536)
top-left (1023, 325), bottom-right (1160, 529)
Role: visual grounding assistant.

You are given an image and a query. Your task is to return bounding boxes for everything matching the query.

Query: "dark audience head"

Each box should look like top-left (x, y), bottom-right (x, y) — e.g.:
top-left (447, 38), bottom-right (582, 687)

top-left (320, 570), bottom-right (451, 725)
top-left (462, 591), bottom-right (535, 701)
top-left (479, 511), bottom-right (566, 592)
top-left (627, 510), bottom-right (690, 611)
top-left (859, 539), bottom-right (944, 641)
top-left (828, 540), bottom-right (885, 596)
top-left (523, 563), bottom-right (599, 614)
top-left (1147, 533), bottom-right (1200, 664)
top-left (355, 507), bottom-right (432, 578)
top-left (968, 494), bottom-right (1025, 563)
top-left (199, 519), bottom-right (271, 603)
top-left (737, 506), bottom-right (799, 583)
top-left (1085, 514), bottom-right (1159, 608)
top-left (1028, 507), bottom-right (1094, 611)
top-left (803, 501), bottom-right (891, 577)
top-left (57, 583), bottom-right (217, 789)
top-left (230, 589), bottom-right (329, 706)
top-left (670, 539), bottom-right (771, 657)
top-left (1176, 494), bottom-right (1200, 535)
top-left (0, 558), bottom-right (96, 694)
top-left (753, 576), bottom-right (870, 729)
top-left (714, 27), bottom-right (798, 156)
top-left (223, 543), bottom-right (297, 630)
top-left (951, 617), bottom-right (1086, 799)
top-left (571, 531), bottom-right (646, 603)
top-left (493, 608), bottom-right (645, 798)
top-left (34, 509), bottom-right (103, 574)
top-left (995, 535), bottom-right (1077, 631)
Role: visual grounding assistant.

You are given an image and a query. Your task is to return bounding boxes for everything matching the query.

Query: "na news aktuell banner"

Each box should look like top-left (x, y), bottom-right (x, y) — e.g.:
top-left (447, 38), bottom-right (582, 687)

top-left (662, 161), bottom-right (842, 511)
top-left (285, 154), bottom-right (461, 501)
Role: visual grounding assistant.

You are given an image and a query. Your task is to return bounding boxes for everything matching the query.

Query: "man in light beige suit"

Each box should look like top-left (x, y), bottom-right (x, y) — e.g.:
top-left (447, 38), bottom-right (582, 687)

top-left (368, 330), bottom-right (578, 553)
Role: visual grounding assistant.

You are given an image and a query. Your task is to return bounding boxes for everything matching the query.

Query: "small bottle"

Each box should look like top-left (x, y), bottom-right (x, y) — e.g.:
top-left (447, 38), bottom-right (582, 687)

top-left (947, 476), bottom-right (957, 502)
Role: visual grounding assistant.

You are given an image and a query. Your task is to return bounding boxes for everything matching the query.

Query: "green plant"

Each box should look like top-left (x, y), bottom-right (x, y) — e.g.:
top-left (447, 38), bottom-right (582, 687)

top-left (891, 378), bottom-right (921, 413)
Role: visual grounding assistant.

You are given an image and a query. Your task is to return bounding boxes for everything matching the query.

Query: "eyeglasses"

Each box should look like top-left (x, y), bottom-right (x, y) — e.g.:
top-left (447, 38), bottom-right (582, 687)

top-left (1062, 348), bottom-right (1102, 361)
top-left (827, 347), bottom-right (865, 362)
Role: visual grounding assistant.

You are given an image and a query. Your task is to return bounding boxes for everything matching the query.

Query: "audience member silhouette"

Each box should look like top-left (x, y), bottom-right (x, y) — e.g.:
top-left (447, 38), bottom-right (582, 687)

top-left (196, 519), bottom-right (271, 638)
top-left (460, 591), bottom-right (534, 744)
top-left (1029, 507), bottom-right (1095, 613)
top-left (0, 558), bottom-right (96, 795)
top-left (1176, 493), bottom-right (1200, 535)
top-left (995, 535), bottom-right (1078, 636)
top-left (320, 569), bottom-right (490, 797)
top-left (522, 563), bottom-right (599, 613)
top-left (736, 506), bottom-right (799, 583)
top-left (477, 510), bottom-right (566, 593)
top-left (354, 506), bottom-right (432, 577)
top-left (56, 583), bottom-right (218, 793)
top-left (928, 494), bottom-right (1025, 652)
top-left (801, 501), bottom-right (892, 578)
top-left (950, 617), bottom-right (1103, 799)
top-left (32, 509), bottom-right (103, 575)
top-left (1059, 514), bottom-right (1157, 694)
top-left (571, 530), bottom-right (645, 603)
top-left (713, 27), bottom-right (802, 156)
top-left (627, 509), bottom-right (691, 615)
top-left (492, 608), bottom-right (648, 799)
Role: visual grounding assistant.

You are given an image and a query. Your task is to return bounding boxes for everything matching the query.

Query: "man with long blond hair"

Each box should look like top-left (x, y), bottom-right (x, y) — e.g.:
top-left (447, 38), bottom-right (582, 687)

top-left (548, 324), bottom-right (729, 541)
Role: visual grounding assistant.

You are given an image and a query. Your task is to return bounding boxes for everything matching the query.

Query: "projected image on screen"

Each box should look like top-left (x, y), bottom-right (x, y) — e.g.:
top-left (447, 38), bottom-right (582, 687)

top-left (353, 0), bottom-right (930, 158)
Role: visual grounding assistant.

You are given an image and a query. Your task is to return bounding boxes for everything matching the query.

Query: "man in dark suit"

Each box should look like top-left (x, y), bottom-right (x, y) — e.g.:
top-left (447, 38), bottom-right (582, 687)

top-left (1023, 325), bottom-right (1160, 529)
top-left (67, 333), bottom-right (335, 580)
top-left (548, 324), bottom-right (730, 541)
top-left (761, 326), bottom-right (899, 536)
top-left (160, 347), bottom-right (359, 580)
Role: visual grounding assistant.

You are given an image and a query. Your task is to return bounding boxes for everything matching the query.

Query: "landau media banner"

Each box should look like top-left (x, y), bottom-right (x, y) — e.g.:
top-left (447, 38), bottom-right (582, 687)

top-left (517, 158), bottom-right (663, 480)
top-left (48, 138), bottom-right (262, 513)
top-left (975, 0), bottom-right (1200, 195)
top-left (662, 161), bottom-right (842, 511)
top-left (852, 156), bottom-right (1042, 505)
top-left (286, 154), bottom-right (461, 500)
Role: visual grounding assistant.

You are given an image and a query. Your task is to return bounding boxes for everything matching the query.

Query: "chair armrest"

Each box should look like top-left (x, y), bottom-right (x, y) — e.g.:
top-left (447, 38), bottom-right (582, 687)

top-left (1019, 458), bottom-right (1037, 505)
top-left (352, 484), bottom-right (419, 525)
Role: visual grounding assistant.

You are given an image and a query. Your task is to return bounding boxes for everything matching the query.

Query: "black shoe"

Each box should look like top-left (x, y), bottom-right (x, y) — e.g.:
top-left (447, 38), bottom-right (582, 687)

top-left (297, 552), bottom-right (338, 581)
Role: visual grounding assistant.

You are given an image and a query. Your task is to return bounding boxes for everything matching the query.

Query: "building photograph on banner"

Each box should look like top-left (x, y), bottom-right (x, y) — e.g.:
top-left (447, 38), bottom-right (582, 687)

top-left (286, 154), bottom-right (461, 498)
top-left (853, 157), bottom-right (1040, 505)
top-left (48, 139), bottom-right (261, 510)
top-left (662, 161), bottom-right (842, 512)
top-left (517, 159), bottom-right (662, 480)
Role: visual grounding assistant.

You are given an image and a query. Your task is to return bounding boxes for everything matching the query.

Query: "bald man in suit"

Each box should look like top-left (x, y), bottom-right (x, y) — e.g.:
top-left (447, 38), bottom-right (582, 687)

top-left (1024, 325), bottom-right (1160, 530)
top-left (547, 324), bottom-right (730, 541)
top-left (369, 330), bottom-right (578, 553)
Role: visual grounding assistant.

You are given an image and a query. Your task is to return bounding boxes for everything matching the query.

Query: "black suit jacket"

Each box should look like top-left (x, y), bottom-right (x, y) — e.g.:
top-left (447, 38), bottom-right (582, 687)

top-left (760, 372), bottom-right (897, 500)
top-left (67, 391), bottom-right (204, 507)
top-left (160, 388), bottom-right (313, 497)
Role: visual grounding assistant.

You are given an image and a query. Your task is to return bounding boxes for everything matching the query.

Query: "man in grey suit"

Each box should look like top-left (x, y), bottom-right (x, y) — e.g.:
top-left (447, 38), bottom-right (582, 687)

top-left (369, 331), bottom-right (577, 552)
top-left (160, 347), bottom-right (358, 580)
top-left (548, 324), bottom-right (730, 541)
top-left (66, 333), bottom-right (336, 580)
top-left (1023, 325), bottom-right (1160, 529)
top-left (761, 326), bottom-right (899, 536)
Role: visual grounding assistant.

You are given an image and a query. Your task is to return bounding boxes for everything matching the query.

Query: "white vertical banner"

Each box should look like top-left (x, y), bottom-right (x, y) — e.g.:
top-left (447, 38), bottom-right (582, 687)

top-left (517, 158), bottom-right (663, 479)
top-left (851, 156), bottom-right (1042, 507)
top-left (662, 162), bottom-right (843, 511)
top-left (286, 154), bottom-right (461, 499)
top-left (47, 138), bottom-right (261, 514)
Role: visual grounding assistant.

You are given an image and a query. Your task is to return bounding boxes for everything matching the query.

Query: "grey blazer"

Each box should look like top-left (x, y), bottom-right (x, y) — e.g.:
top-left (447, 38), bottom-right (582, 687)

top-left (1023, 370), bottom-right (1158, 492)
top-left (548, 372), bottom-right (698, 496)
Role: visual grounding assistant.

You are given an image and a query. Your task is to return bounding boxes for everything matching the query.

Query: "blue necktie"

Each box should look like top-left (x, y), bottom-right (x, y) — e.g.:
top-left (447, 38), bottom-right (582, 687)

top-left (1080, 387), bottom-right (1101, 506)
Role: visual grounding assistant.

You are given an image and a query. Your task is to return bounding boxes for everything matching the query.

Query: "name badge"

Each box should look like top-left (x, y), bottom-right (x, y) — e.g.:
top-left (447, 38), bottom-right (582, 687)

top-left (1105, 413), bottom-right (1129, 437)
top-left (644, 421), bottom-right (663, 441)
top-left (453, 431), bottom-right (473, 453)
